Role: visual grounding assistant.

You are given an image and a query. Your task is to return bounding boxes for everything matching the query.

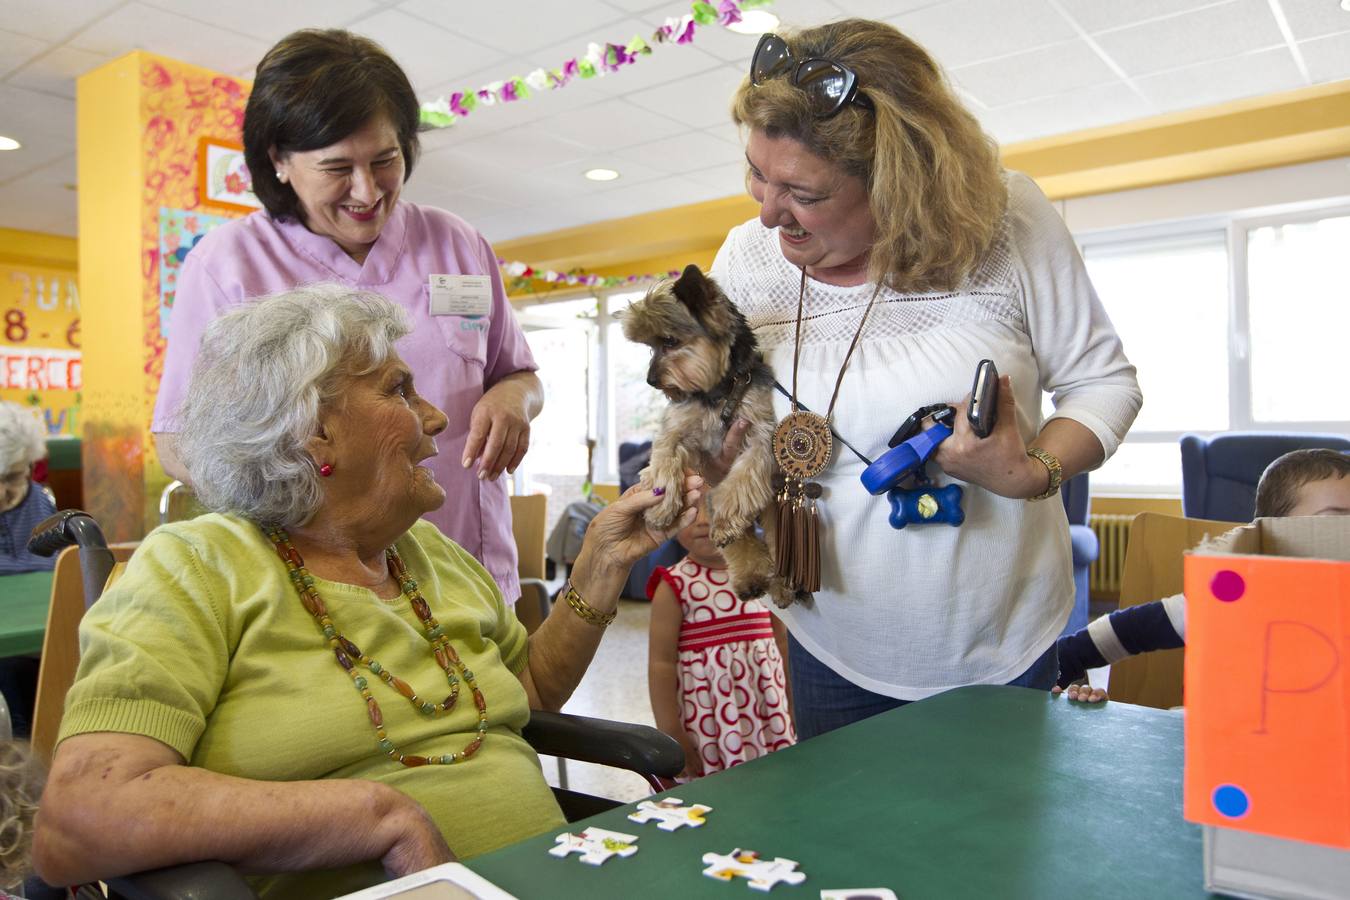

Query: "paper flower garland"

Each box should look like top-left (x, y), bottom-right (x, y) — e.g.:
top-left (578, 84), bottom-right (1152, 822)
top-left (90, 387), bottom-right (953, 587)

top-left (420, 0), bottom-right (773, 129)
top-left (499, 258), bottom-right (679, 292)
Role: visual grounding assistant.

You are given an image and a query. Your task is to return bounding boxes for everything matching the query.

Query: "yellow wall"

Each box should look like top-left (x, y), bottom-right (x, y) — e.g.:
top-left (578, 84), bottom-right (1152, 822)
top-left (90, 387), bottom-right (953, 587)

top-left (78, 51), bottom-right (248, 540)
top-left (0, 226), bottom-right (81, 436)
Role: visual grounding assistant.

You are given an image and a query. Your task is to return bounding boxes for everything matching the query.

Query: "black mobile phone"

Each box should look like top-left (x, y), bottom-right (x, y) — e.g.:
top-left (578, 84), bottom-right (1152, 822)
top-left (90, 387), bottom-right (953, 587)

top-left (968, 359), bottom-right (999, 439)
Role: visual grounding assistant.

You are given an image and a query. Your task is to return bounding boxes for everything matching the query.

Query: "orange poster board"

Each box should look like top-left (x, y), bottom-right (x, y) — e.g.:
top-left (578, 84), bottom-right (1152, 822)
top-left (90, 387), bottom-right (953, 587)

top-left (1184, 531), bottom-right (1350, 849)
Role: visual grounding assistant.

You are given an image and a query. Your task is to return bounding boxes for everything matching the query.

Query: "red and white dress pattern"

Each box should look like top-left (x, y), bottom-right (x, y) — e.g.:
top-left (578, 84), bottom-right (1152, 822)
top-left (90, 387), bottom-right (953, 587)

top-left (648, 558), bottom-right (796, 774)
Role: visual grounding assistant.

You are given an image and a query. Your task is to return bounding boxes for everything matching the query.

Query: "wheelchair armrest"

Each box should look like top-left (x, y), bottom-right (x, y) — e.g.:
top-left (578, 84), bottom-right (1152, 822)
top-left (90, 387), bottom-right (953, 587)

top-left (523, 710), bottom-right (684, 781)
top-left (106, 861), bottom-right (258, 900)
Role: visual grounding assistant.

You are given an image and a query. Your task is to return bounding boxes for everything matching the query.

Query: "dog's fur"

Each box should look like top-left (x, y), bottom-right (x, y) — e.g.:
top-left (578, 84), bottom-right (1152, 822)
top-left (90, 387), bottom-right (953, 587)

top-left (621, 264), bottom-right (794, 607)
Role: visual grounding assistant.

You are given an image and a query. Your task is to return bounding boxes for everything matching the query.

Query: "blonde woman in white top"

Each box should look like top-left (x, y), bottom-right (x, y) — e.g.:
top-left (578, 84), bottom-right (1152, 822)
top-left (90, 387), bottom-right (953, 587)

top-left (710, 19), bottom-right (1141, 737)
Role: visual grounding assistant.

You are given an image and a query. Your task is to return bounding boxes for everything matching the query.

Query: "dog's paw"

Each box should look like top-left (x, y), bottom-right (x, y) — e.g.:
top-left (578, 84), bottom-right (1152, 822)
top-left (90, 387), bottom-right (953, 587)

top-left (644, 490), bottom-right (684, 531)
top-left (734, 573), bottom-right (769, 601)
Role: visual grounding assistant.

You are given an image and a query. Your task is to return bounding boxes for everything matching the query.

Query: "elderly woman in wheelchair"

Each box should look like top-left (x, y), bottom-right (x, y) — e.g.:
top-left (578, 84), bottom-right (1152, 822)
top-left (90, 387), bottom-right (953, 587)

top-left (32, 285), bottom-right (702, 897)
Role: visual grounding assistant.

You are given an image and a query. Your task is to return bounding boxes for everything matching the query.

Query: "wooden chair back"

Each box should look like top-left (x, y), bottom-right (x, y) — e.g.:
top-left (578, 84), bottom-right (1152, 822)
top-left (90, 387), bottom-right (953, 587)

top-left (589, 483), bottom-right (620, 504)
top-left (31, 543), bottom-right (137, 764)
top-left (1108, 513), bottom-right (1243, 709)
top-left (509, 493), bottom-right (548, 582)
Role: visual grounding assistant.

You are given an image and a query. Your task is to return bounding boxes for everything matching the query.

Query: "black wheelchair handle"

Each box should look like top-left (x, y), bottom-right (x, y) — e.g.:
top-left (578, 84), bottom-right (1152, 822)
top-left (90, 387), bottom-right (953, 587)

top-left (29, 509), bottom-right (92, 556)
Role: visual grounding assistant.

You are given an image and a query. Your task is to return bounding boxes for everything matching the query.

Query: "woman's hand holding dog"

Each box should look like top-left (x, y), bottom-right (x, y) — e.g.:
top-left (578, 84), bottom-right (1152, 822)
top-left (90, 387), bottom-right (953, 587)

top-left (932, 375), bottom-right (1050, 500)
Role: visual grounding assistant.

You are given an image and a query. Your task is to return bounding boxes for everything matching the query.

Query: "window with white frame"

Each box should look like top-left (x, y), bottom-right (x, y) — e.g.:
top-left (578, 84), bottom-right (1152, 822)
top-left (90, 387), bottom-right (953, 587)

top-left (1077, 204), bottom-right (1350, 494)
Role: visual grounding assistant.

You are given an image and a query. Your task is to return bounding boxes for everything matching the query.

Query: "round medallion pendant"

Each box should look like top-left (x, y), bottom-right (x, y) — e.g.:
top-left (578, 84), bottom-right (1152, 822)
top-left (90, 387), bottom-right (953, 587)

top-left (773, 411), bottom-right (833, 479)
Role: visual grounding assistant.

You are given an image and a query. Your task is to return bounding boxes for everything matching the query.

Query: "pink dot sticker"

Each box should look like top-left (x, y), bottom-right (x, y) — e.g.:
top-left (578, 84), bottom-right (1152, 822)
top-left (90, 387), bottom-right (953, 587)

top-left (1211, 569), bottom-right (1245, 602)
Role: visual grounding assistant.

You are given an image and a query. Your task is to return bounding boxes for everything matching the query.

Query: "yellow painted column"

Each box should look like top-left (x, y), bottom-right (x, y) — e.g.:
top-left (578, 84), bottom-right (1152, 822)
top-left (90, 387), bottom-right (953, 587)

top-left (78, 53), bottom-right (145, 541)
top-left (77, 52), bottom-right (248, 540)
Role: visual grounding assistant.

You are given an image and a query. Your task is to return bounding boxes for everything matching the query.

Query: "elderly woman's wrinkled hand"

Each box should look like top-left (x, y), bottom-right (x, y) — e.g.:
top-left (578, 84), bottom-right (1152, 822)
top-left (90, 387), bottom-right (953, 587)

top-left (463, 386), bottom-right (532, 482)
top-left (932, 375), bottom-right (1047, 499)
top-left (585, 474), bottom-right (704, 573)
top-left (378, 789), bottom-right (457, 877)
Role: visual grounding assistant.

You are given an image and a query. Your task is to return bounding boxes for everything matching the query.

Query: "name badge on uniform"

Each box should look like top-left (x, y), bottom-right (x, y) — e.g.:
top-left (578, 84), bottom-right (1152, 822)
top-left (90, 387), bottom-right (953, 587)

top-left (428, 274), bottom-right (492, 317)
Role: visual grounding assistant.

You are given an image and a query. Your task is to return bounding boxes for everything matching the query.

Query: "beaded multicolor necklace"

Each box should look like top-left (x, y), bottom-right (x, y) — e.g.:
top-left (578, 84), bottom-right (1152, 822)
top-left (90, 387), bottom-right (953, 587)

top-left (265, 526), bottom-right (488, 767)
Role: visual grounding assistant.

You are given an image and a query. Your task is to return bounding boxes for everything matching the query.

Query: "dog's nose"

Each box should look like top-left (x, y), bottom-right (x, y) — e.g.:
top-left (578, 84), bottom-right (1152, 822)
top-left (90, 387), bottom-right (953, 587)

top-left (646, 372), bottom-right (661, 388)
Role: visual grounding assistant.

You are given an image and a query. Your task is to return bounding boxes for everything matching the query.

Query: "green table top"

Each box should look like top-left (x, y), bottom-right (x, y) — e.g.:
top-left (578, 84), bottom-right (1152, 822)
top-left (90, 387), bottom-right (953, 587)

top-left (0, 570), bottom-right (53, 657)
top-left (467, 685), bottom-right (1215, 899)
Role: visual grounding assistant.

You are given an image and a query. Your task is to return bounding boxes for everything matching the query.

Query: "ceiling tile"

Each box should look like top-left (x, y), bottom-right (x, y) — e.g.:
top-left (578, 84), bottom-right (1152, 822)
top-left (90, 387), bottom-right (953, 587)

top-left (450, 125), bottom-right (595, 173)
top-left (68, 3), bottom-right (273, 77)
top-left (529, 97), bottom-right (688, 149)
top-left (1277, 0), bottom-right (1350, 41)
top-left (0, 0), bottom-right (123, 42)
top-left (952, 38), bottom-right (1117, 108)
top-left (137, 0), bottom-right (382, 44)
top-left (347, 8), bottom-right (506, 88)
top-left (1054, 0), bottom-right (1225, 35)
top-left (399, 185), bottom-right (522, 225)
top-left (1135, 47), bottom-right (1304, 112)
top-left (402, 0), bottom-right (621, 55)
top-left (6, 46), bottom-right (115, 99)
top-left (0, 29), bottom-right (47, 80)
top-left (543, 153), bottom-right (669, 188)
top-left (1092, 0), bottom-right (1286, 78)
top-left (0, 132), bottom-right (72, 184)
top-left (887, 0), bottom-right (1078, 69)
top-left (977, 81), bottom-right (1154, 145)
top-left (0, 85), bottom-right (76, 142)
top-left (608, 129), bottom-right (741, 175)
top-left (1300, 31), bottom-right (1350, 83)
top-left (0, 154), bottom-right (76, 235)
top-left (685, 159), bottom-right (750, 196)
top-left (830, 0), bottom-right (942, 19)
top-left (622, 63), bottom-right (744, 128)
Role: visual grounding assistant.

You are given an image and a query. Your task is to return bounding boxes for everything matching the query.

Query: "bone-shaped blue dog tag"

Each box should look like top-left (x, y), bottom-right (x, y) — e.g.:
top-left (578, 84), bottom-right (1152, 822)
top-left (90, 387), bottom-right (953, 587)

top-left (886, 483), bottom-right (964, 529)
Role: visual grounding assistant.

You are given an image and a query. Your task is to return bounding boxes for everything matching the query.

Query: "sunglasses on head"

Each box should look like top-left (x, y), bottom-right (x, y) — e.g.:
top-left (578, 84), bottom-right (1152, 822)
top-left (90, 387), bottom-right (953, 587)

top-left (750, 33), bottom-right (875, 119)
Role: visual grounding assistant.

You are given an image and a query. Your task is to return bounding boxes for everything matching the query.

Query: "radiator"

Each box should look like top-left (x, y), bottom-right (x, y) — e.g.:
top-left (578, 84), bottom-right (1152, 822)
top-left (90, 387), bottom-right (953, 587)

top-left (1088, 513), bottom-right (1134, 597)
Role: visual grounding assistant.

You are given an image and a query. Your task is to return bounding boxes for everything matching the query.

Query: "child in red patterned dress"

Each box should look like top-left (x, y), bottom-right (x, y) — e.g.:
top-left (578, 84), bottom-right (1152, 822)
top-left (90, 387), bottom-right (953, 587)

top-left (647, 502), bottom-right (795, 779)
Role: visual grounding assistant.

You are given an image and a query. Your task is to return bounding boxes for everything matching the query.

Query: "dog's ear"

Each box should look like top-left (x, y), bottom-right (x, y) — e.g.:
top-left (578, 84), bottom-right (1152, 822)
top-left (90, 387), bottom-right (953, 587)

top-left (671, 264), bottom-right (715, 319)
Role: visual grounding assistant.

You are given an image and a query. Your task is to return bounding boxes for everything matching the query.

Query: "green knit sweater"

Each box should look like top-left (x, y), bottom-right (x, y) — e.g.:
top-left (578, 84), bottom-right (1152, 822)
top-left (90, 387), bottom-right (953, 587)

top-left (60, 514), bottom-right (563, 897)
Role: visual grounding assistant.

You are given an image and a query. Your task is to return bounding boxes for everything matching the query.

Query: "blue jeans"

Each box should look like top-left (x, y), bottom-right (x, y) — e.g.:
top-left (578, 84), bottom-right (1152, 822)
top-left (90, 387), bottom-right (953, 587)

top-left (787, 633), bottom-right (1059, 740)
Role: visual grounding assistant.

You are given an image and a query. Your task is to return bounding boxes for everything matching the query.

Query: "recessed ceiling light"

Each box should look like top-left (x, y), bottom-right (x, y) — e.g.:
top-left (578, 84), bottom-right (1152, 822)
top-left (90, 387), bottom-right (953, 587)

top-left (0, 136), bottom-right (20, 151)
top-left (1342, 0), bottom-right (1350, 11)
top-left (584, 168), bottom-right (620, 182)
top-left (726, 10), bottom-right (779, 35)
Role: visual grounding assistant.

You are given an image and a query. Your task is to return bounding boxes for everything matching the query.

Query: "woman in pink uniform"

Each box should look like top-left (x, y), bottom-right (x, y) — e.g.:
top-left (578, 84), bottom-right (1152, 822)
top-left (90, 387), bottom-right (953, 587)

top-left (153, 29), bottom-right (541, 606)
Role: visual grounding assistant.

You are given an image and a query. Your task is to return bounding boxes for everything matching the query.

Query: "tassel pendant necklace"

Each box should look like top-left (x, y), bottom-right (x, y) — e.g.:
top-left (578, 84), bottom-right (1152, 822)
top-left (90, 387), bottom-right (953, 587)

top-left (771, 267), bottom-right (884, 598)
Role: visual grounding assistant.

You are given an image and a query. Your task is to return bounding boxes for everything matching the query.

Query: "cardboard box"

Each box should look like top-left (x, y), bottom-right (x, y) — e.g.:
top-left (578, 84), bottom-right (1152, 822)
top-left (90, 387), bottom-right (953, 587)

top-left (1183, 516), bottom-right (1350, 898)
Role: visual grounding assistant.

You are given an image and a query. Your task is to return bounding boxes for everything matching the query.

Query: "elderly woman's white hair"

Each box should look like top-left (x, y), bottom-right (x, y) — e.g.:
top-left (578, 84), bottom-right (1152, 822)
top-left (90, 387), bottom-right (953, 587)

top-left (175, 283), bottom-right (410, 526)
top-left (0, 402), bottom-right (47, 473)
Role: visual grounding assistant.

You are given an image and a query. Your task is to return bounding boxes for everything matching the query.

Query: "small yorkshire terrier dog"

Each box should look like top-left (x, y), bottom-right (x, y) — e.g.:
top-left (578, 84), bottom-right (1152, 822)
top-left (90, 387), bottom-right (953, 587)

top-left (622, 264), bottom-right (792, 607)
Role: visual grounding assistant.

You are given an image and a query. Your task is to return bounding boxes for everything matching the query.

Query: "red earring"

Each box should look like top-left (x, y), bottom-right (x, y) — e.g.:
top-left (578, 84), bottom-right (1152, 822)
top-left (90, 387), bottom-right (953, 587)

top-left (319, 463), bottom-right (334, 477)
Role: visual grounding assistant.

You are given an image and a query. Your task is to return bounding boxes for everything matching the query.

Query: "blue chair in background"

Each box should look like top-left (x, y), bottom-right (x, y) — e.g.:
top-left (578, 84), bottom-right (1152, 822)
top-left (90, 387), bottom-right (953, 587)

top-left (1061, 473), bottom-right (1097, 635)
top-left (1180, 432), bottom-right (1350, 522)
top-left (619, 440), bottom-right (683, 600)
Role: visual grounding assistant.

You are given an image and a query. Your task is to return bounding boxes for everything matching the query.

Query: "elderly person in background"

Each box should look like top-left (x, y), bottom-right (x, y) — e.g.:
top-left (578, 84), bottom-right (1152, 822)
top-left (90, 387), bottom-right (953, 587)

top-left (153, 28), bottom-right (542, 612)
top-left (35, 286), bottom-right (702, 898)
top-left (0, 402), bottom-right (57, 742)
top-left (710, 20), bottom-right (1142, 738)
top-left (0, 401), bottom-right (56, 576)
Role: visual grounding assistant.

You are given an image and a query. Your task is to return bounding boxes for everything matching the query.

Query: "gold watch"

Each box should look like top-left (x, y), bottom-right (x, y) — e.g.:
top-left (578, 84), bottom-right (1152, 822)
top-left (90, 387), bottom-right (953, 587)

top-left (1026, 447), bottom-right (1063, 501)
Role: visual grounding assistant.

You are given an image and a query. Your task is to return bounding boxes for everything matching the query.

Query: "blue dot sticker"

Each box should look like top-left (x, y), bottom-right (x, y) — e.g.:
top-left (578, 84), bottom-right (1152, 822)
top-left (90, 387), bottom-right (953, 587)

top-left (1213, 784), bottom-right (1250, 818)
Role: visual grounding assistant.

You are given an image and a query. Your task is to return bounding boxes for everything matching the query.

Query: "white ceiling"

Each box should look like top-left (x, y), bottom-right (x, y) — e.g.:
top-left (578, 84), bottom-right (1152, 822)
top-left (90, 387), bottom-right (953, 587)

top-left (2, 0), bottom-right (1349, 243)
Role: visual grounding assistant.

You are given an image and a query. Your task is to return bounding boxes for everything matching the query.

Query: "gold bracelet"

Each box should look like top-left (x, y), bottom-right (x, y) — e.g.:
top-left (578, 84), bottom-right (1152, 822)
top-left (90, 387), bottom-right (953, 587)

top-left (562, 580), bottom-right (616, 628)
top-left (1026, 447), bottom-right (1063, 501)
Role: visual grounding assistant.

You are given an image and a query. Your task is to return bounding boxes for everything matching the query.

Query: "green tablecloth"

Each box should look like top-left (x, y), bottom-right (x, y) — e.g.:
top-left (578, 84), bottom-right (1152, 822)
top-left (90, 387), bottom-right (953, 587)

top-left (467, 685), bottom-right (1215, 899)
top-left (0, 570), bottom-right (53, 657)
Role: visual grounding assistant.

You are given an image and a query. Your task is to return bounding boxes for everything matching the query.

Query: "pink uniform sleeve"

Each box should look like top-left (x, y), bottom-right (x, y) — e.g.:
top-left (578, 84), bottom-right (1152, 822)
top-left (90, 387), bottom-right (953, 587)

top-left (152, 254), bottom-right (235, 432)
top-left (476, 233), bottom-right (537, 387)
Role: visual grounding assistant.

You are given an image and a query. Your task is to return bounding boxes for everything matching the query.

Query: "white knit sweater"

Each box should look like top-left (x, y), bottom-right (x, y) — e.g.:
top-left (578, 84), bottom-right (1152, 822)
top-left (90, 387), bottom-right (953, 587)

top-left (710, 172), bottom-right (1142, 700)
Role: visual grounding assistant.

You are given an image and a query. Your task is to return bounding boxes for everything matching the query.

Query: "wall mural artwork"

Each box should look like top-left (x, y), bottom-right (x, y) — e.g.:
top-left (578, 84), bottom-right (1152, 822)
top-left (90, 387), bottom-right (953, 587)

top-left (198, 137), bottom-right (262, 214)
top-left (159, 207), bottom-right (231, 339)
top-left (0, 265), bottom-right (82, 436)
